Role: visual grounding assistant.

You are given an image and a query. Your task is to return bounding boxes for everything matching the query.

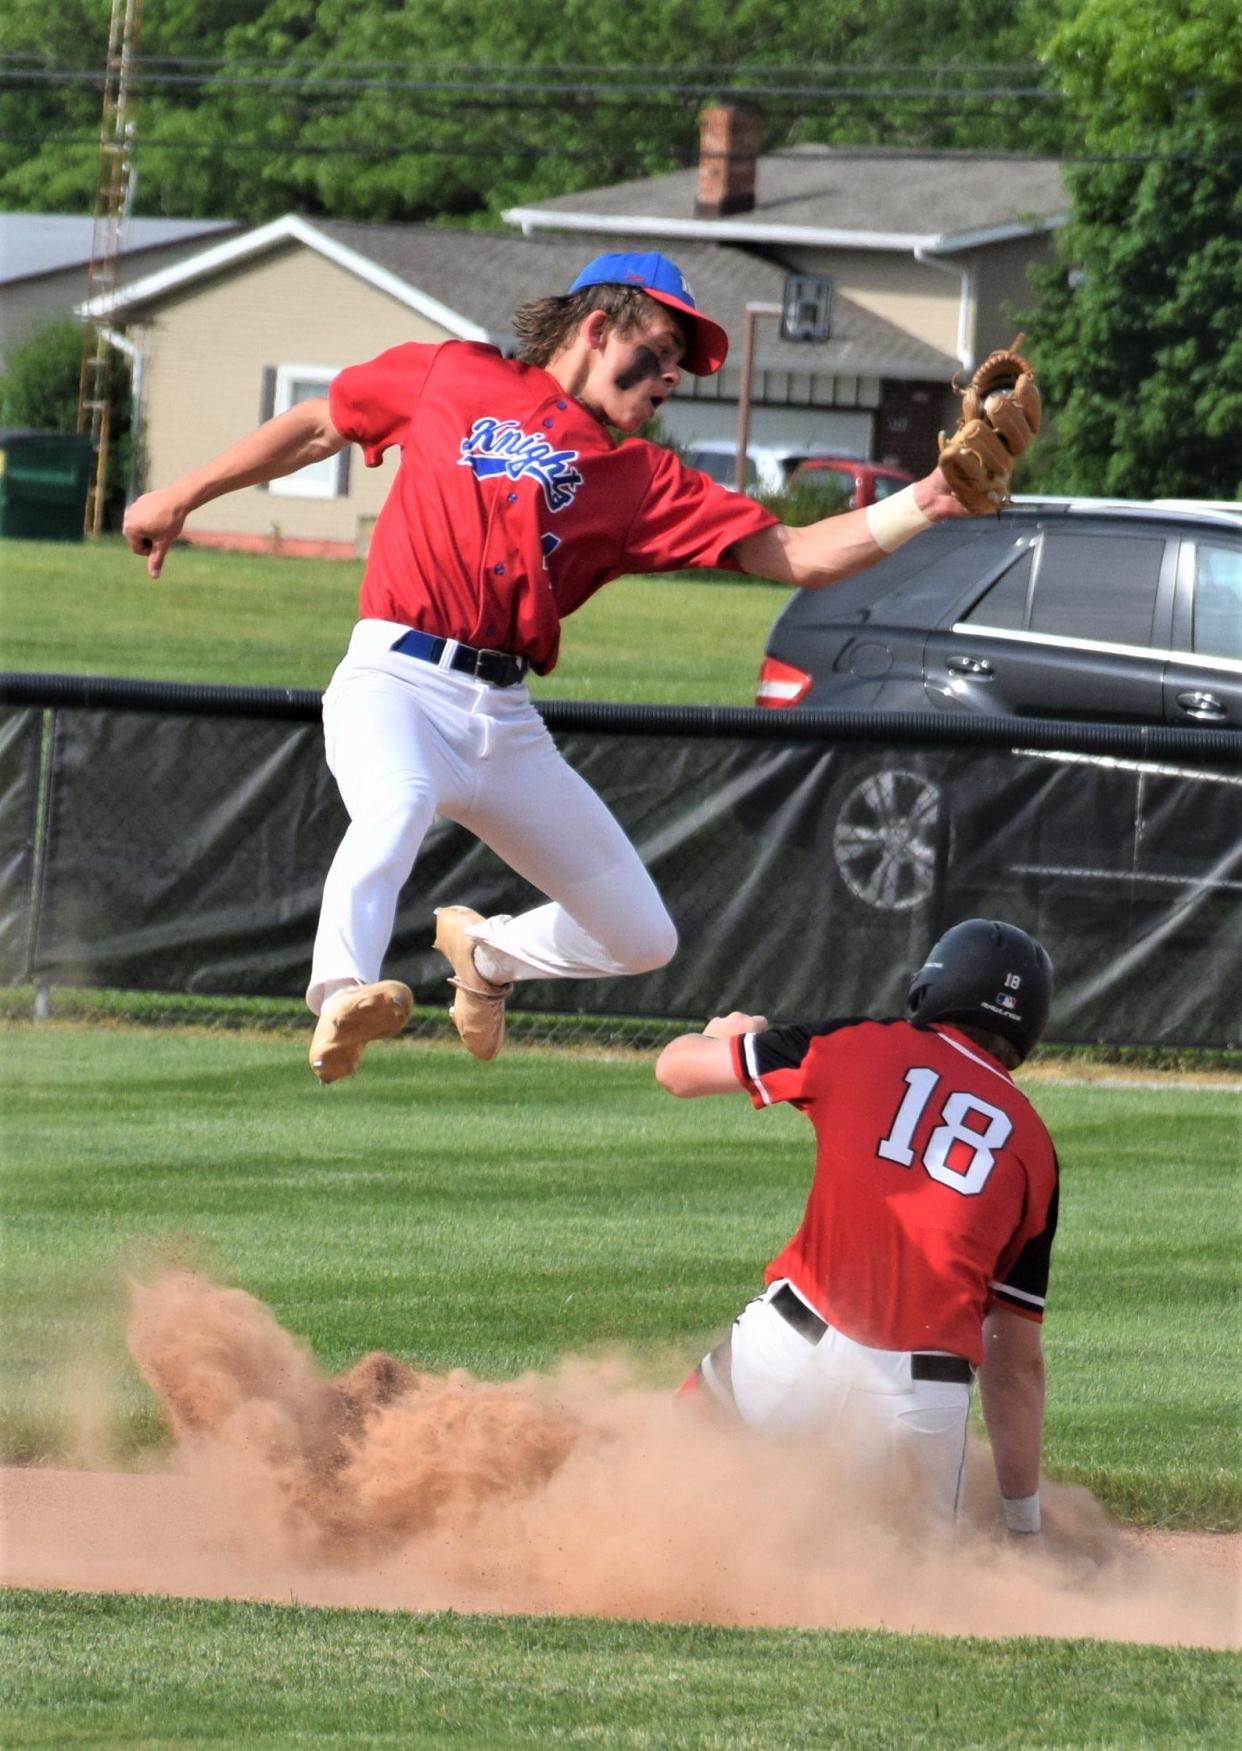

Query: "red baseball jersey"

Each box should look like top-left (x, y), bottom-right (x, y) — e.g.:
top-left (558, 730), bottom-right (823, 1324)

top-left (328, 341), bottom-right (778, 674)
top-left (729, 1017), bottom-right (1059, 1365)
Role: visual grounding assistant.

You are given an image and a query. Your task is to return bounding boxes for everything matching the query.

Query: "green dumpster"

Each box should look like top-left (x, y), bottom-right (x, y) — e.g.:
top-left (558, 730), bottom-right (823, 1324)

top-left (0, 429), bottom-right (94, 540)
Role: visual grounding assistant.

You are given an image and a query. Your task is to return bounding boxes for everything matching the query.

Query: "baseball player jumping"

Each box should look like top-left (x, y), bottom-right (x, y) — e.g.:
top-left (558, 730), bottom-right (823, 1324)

top-left (657, 920), bottom-right (1059, 1539)
top-left (124, 250), bottom-right (971, 1083)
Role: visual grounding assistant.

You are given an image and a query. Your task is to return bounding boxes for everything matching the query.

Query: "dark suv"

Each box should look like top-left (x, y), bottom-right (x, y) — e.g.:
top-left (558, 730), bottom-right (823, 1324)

top-left (756, 499), bottom-right (1242, 727)
top-left (743, 499), bottom-right (1242, 929)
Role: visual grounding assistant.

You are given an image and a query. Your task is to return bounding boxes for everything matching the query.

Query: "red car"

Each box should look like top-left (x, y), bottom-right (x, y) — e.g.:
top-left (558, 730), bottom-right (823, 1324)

top-left (790, 457), bottom-right (916, 510)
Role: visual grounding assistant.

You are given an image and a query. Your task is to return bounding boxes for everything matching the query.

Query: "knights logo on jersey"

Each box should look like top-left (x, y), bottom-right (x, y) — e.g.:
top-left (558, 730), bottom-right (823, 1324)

top-left (459, 417), bottom-right (584, 513)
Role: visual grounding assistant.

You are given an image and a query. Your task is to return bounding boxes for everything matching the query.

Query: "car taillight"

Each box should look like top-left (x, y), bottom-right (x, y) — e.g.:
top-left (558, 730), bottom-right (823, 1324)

top-left (756, 655), bottom-right (812, 708)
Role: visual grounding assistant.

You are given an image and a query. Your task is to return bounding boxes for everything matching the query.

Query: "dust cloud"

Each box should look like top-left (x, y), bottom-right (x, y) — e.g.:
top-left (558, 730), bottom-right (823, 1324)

top-left (1, 1269), bottom-right (1236, 1647)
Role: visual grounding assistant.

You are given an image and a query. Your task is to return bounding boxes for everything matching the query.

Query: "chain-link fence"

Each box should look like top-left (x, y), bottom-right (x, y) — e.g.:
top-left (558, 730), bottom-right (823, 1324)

top-left (2, 672), bottom-right (1240, 1049)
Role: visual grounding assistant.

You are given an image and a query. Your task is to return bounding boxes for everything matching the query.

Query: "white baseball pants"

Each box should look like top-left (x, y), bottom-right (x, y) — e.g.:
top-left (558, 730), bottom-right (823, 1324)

top-left (306, 620), bottom-right (678, 1014)
top-left (699, 1280), bottom-right (973, 1528)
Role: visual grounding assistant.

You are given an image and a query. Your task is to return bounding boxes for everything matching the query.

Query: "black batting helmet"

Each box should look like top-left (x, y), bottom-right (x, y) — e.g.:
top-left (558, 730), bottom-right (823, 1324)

top-left (905, 919), bottom-right (1053, 1063)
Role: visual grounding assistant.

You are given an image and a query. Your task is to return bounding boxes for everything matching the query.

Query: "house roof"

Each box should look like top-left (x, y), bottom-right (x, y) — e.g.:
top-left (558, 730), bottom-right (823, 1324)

top-left (504, 144), bottom-right (1067, 252)
top-left (82, 213), bottom-right (957, 380)
top-left (0, 213), bottom-right (240, 287)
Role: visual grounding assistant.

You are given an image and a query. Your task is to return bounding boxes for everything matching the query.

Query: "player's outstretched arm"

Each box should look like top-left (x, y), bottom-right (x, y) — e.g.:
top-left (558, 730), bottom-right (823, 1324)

top-left (731, 466), bottom-right (968, 592)
top-left (655, 1011), bottom-right (767, 1098)
top-left (123, 398), bottom-right (347, 579)
top-left (978, 1305), bottom-right (1046, 1531)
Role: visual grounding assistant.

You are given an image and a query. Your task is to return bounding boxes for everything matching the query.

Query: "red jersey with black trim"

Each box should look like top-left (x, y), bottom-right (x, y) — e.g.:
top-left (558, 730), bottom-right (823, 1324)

top-left (729, 1017), bottom-right (1059, 1365)
top-left (328, 341), bottom-right (778, 674)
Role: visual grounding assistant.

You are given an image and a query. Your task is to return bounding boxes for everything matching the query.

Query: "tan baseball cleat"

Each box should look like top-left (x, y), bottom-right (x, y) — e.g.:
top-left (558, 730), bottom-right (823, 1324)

top-left (433, 904), bottom-right (513, 1061)
top-left (309, 980), bottom-right (413, 1084)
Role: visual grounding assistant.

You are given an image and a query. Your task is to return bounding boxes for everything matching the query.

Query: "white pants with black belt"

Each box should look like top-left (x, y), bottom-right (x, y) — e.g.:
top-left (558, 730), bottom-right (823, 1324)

top-left (306, 619), bottom-right (678, 1014)
top-left (699, 1280), bottom-right (974, 1528)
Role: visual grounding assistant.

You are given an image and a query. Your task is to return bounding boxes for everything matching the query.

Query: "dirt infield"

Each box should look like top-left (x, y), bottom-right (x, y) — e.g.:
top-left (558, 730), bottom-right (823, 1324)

top-left (1, 1271), bottom-right (1237, 1646)
top-left (3, 1465), bottom-right (1237, 1645)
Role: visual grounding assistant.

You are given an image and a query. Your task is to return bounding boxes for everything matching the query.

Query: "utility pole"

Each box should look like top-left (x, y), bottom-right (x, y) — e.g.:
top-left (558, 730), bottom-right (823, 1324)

top-left (733, 303), bottom-right (782, 493)
top-left (76, 0), bottom-right (143, 537)
top-left (734, 277), bottom-right (835, 493)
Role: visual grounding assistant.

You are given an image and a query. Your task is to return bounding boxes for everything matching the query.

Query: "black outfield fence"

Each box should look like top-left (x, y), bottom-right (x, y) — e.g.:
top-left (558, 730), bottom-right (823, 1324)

top-left (2, 671), bottom-right (1240, 1048)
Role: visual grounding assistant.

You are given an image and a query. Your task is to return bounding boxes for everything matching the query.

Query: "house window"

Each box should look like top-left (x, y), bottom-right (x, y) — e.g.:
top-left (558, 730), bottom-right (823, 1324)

top-left (268, 365), bottom-right (346, 499)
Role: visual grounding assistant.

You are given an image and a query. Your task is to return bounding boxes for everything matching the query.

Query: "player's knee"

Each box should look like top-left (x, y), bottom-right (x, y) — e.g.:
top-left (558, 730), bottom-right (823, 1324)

top-left (617, 910), bottom-right (678, 974)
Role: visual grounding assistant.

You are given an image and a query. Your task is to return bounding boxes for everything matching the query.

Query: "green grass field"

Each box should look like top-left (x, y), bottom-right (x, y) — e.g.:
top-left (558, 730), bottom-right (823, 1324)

top-left (3, 539), bottom-right (1239, 1744)
top-left (3, 1028), bottom-right (1235, 1523)
top-left (0, 535), bottom-right (786, 703)
top-left (1, 1024), bottom-right (1238, 1746)
top-left (3, 1591), bottom-right (1237, 1751)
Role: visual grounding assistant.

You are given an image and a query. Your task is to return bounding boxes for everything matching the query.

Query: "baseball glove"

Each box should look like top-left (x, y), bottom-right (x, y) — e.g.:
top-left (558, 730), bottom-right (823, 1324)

top-left (938, 338), bottom-right (1041, 515)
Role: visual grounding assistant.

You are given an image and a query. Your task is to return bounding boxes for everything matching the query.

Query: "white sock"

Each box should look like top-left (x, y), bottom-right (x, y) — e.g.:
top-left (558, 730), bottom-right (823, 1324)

top-left (472, 941), bottom-right (519, 986)
top-left (318, 978), bottom-right (362, 1018)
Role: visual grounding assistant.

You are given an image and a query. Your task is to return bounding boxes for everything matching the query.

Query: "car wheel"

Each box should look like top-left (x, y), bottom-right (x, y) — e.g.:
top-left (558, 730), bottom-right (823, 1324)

top-left (830, 765), bottom-right (946, 913)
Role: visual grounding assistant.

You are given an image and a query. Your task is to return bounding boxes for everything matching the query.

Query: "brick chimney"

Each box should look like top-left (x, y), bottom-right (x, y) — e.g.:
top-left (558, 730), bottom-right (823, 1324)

top-left (695, 104), bottom-right (762, 220)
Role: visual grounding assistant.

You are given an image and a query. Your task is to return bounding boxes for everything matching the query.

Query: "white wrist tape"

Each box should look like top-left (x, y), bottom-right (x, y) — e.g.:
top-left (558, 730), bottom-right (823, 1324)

top-left (865, 484), bottom-right (932, 553)
top-left (1002, 1492), bottom-right (1042, 1534)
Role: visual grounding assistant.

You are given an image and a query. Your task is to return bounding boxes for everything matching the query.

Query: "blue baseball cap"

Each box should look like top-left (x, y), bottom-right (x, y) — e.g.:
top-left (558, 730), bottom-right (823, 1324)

top-left (568, 250), bottom-right (729, 376)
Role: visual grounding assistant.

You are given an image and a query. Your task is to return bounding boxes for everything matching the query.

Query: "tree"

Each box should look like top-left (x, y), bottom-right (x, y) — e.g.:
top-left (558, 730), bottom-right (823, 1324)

top-left (0, 0), bottom-right (1068, 224)
top-left (0, 0), bottom-right (105, 211)
top-left (1021, 0), bottom-right (1242, 499)
top-left (0, 317), bottom-right (133, 526)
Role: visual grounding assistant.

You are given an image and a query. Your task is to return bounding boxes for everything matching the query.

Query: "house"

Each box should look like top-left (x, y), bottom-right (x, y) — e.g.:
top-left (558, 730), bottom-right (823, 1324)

top-left (0, 213), bottom-right (241, 361)
top-left (506, 106), bottom-right (1066, 466)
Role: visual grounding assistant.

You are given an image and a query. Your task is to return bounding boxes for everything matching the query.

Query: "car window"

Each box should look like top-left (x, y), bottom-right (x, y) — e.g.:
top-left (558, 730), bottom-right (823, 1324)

top-left (1029, 533), bottom-right (1163, 646)
top-left (690, 450), bottom-right (756, 488)
top-left (1192, 543), bottom-right (1242, 661)
top-left (872, 476), bottom-right (904, 500)
top-left (960, 550), bottom-right (1033, 631)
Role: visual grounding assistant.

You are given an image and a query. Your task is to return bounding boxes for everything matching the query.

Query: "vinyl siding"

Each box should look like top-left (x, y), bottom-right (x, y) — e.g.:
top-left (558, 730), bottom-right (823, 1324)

top-left (970, 233), bottom-right (1056, 359)
top-left (780, 247), bottom-right (963, 360)
top-left (0, 267), bottom-right (86, 358)
top-left (134, 243), bottom-right (452, 542)
top-left (0, 235), bottom-right (242, 361)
